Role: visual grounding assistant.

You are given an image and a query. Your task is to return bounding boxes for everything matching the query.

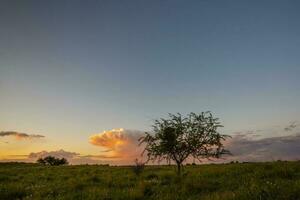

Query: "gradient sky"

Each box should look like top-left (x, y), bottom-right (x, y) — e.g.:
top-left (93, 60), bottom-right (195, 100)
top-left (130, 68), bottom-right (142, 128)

top-left (1, 0), bottom-right (300, 163)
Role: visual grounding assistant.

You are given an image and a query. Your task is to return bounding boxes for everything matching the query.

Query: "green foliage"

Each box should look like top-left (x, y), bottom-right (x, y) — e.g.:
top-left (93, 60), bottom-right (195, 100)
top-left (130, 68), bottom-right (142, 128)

top-left (140, 112), bottom-right (230, 174)
top-left (37, 156), bottom-right (68, 166)
top-left (1, 162), bottom-right (300, 200)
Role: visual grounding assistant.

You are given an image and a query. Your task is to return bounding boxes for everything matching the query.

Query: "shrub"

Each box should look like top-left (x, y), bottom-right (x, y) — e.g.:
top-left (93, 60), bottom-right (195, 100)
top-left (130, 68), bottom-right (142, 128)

top-left (132, 159), bottom-right (145, 176)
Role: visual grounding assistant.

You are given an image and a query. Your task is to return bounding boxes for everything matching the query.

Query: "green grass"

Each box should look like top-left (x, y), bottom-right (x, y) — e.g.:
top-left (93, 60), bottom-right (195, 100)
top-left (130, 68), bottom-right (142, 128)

top-left (0, 161), bottom-right (300, 200)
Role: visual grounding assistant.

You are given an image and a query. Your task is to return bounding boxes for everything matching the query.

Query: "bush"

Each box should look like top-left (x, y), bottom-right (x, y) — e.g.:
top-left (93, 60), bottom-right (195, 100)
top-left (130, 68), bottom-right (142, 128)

top-left (132, 159), bottom-right (145, 176)
top-left (37, 156), bottom-right (68, 166)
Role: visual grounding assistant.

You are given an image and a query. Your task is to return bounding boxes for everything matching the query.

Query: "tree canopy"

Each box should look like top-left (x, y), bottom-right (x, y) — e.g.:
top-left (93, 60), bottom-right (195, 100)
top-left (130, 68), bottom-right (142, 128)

top-left (37, 156), bottom-right (68, 166)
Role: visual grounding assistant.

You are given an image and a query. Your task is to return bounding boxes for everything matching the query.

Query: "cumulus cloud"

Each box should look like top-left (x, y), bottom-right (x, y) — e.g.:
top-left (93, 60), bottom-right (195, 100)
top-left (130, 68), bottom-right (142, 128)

top-left (0, 131), bottom-right (44, 140)
top-left (89, 128), bottom-right (145, 160)
top-left (225, 132), bottom-right (300, 162)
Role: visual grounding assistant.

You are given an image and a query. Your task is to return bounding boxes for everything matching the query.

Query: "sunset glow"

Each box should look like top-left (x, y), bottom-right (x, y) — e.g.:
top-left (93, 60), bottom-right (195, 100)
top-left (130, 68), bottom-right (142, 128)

top-left (89, 129), bottom-right (145, 161)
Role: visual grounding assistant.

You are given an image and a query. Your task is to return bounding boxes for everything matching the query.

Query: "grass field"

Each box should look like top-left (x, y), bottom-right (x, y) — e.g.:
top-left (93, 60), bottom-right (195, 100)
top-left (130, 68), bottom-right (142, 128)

top-left (0, 161), bottom-right (300, 200)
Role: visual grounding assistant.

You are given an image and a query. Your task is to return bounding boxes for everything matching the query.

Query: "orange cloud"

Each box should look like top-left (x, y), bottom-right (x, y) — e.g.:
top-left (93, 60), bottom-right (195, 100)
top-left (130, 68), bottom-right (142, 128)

top-left (89, 128), bottom-right (145, 160)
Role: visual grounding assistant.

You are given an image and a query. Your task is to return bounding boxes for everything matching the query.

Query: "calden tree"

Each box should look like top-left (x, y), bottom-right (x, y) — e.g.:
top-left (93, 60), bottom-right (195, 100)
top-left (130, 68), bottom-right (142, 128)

top-left (37, 156), bottom-right (68, 166)
top-left (139, 112), bottom-right (230, 174)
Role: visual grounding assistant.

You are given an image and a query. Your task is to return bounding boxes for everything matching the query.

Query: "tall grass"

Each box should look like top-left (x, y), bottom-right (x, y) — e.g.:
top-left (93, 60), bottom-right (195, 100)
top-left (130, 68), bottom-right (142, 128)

top-left (0, 161), bottom-right (300, 199)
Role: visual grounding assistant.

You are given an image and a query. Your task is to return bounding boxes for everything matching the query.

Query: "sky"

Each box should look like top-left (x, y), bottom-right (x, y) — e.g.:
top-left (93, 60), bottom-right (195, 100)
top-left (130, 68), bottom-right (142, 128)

top-left (1, 0), bottom-right (300, 164)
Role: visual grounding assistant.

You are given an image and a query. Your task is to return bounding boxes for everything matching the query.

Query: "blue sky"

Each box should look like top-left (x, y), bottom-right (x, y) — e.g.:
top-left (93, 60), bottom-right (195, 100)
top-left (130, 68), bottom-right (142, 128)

top-left (1, 0), bottom-right (300, 161)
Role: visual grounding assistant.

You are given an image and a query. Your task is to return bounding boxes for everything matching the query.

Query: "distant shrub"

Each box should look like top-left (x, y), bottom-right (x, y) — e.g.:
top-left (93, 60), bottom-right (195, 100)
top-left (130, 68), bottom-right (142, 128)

top-left (143, 183), bottom-right (154, 196)
top-left (145, 173), bottom-right (158, 180)
top-left (37, 156), bottom-right (68, 166)
top-left (186, 162), bottom-right (196, 166)
top-left (161, 173), bottom-right (173, 185)
top-left (132, 159), bottom-right (145, 176)
top-left (90, 176), bottom-right (101, 183)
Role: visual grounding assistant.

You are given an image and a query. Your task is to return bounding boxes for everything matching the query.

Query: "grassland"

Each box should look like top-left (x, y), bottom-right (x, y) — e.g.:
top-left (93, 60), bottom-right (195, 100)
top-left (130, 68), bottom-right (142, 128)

top-left (0, 161), bottom-right (300, 200)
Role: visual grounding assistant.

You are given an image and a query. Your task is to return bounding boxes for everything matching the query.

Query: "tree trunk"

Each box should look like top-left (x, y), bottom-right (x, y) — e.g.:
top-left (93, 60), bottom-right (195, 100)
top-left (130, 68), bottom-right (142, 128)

top-left (177, 162), bottom-right (181, 175)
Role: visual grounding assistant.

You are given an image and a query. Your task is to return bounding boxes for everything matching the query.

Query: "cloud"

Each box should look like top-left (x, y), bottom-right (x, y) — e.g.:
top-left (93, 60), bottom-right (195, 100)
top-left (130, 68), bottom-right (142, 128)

top-left (225, 132), bottom-right (300, 162)
top-left (284, 121), bottom-right (298, 132)
top-left (89, 128), bottom-right (145, 160)
top-left (28, 149), bottom-right (79, 160)
top-left (27, 150), bottom-right (104, 165)
top-left (24, 149), bottom-right (123, 165)
top-left (0, 131), bottom-right (44, 140)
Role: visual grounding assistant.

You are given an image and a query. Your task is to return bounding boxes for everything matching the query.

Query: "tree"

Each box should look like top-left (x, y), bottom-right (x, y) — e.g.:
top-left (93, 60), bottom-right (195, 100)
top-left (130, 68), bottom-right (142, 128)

top-left (139, 112), bottom-right (230, 175)
top-left (37, 157), bottom-right (46, 165)
top-left (37, 156), bottom-right (68, 166)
